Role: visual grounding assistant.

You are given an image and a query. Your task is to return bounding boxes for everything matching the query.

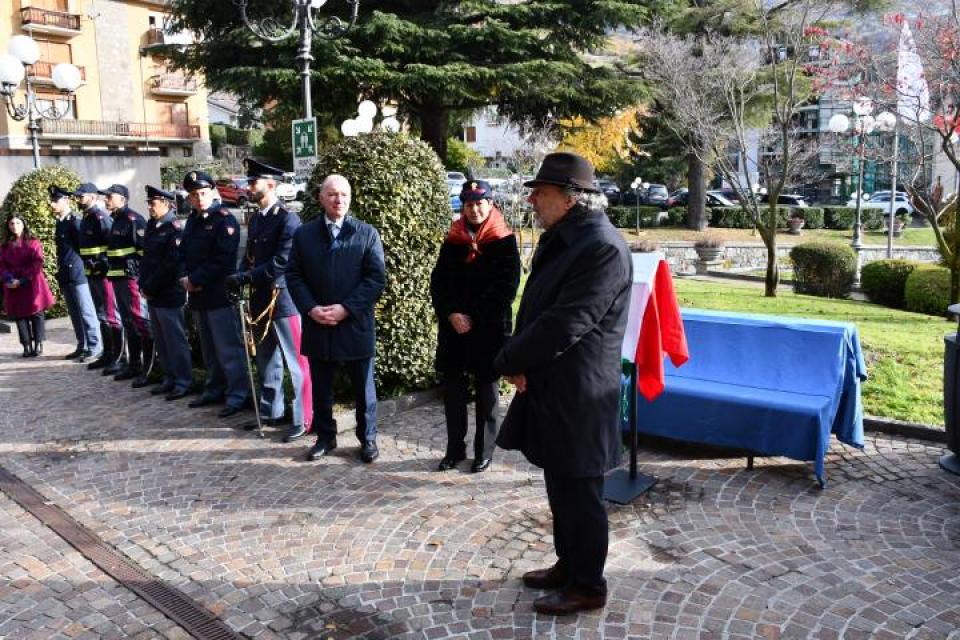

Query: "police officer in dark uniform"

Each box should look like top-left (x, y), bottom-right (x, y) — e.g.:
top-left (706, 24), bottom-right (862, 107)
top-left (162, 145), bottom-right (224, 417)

top-left (139, 186), bottom-right (192, 399)
top-left (226, 159), bottom-right (312, 441)
top-left (49, 185), bottom-right (101, 362)
top-left (101, 184), bottom-right (152, 381)
top-left (75, 182), bottom-right (122, 371)
top-left (179, 170), bottom-right (250, 417)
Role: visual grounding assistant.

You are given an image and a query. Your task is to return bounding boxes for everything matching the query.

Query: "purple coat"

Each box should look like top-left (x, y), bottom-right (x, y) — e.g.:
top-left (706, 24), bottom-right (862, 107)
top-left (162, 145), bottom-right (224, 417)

top-left (0, 238), bottom-right (55, 318)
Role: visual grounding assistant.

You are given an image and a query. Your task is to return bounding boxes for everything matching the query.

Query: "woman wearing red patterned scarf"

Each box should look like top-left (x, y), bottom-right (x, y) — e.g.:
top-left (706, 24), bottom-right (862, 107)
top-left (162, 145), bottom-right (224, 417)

top-left (430, 180), bottom-right (521, 473)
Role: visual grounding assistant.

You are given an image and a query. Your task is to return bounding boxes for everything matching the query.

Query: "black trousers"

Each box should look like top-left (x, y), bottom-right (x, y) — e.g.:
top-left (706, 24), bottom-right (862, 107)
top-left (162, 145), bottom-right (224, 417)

top-left (14, 313), bottom-right (45, 346)
top-left (442, 372), bottom-right (498, 460)
top-left (544, 470), bottom-right (608, 595)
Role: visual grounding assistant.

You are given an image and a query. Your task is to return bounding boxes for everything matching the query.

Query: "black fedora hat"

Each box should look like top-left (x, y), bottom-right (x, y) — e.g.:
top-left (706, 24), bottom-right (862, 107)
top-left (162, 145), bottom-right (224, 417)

top-left (523, 152), bottom-right (598, 193)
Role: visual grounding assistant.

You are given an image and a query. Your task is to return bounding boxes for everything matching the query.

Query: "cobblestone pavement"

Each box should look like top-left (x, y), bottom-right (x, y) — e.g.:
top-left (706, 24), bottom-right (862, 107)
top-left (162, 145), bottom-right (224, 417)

top-left (1, 319), bottom-right (959, 640)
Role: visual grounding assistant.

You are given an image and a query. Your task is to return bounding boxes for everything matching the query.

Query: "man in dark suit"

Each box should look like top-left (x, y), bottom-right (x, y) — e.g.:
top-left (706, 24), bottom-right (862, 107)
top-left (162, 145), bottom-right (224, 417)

top-left (286, 174), bottom-right (386, 463)
top-left (226, 159), bottom-right (311, 442)
top-left (49, 185), bottom-right (101, 362)
top-left (494, 152), bottom-right (632, 616)
top-left (179, 171), bottom-right (250, 418)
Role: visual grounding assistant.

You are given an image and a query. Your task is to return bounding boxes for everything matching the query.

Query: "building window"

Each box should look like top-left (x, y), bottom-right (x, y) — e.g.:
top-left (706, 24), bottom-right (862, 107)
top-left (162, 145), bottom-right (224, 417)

top-left (35, 39), bottom-right (72, 64)
top-left (464, 126), bottom-right (476, 143)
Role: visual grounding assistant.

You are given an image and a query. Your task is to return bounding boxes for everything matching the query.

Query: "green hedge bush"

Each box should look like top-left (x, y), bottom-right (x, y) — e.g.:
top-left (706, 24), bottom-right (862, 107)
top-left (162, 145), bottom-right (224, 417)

top-left (666, 207), bottom-right (686, 227)
top-left (789, 242), bottom-right (857, 298)
top-left (790, 207), bottom-right (824, 229)
top-left (905, 265), bottom-right (952, 316)
top-left (305, 132), bottom-right (449, 392)
top-left (606, 205), bottom-right (662, 228)
top-left (0, 166), bottom-right (81, 317)
top-left (823, 206), bottom-right (884, 230)
top-left (861, 259), bottom-right (921, 309)
top-left (709, 206), bottom-right (754, 229)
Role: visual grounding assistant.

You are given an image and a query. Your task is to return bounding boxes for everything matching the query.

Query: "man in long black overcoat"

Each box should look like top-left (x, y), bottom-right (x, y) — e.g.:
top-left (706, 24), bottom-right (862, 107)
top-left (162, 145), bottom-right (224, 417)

top-left (494, 152), bottom-right (632, 616)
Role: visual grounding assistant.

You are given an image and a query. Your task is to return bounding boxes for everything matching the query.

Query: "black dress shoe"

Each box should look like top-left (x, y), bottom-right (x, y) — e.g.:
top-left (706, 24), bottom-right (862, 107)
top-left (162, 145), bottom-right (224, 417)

top-left (471, 458), bottom-right (492, 473)
top-left (114, 367), bottom-right (139, 382)
top-left (360, 441), bottom-right (379, 463)
top-left (102, 361), bottom-right (123, 376)
top-left (283, 424), bottom-right (307, 442)
top-left (533, 587), bottom-right (606, 616)
top-left (522, 565), bottom-right (568, 590)
top-left (218, 405), bottom-right (246, 418)
top-left (165, 389), bottom-right (192, 401)
top-left (76, 350), bottom-right (97, 364)
top-left (188, 396), bottom-right (221, 408)
top-left (437, 455), bottom-right (466, 471)
top-left (130, 374), bottom-right (152, 388)
top-left (150, 383), bottom-right (175, 396)
top-left (64, 347), bottom-right (84, 360)
top-left (306, 440), bottom-right (337, 461)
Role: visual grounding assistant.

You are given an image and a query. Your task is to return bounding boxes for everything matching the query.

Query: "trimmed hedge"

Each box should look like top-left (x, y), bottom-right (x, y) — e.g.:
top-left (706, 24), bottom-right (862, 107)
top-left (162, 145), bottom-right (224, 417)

top-left (666, 207), bottom-right (685, 227)
top-left (305, 132), bottom-right (449, 393)
top-left (861, 259), bottom-right (921, 309)
top-left (709, 206), bottom-right (754, 229)
top-left (789, 242), bottom-right (857, 298)
top-left (790, 207), bottom-right (824, 229)
top-left (606, 205), bottom-right (662, 228)
top-left (905, 265), bottom-right (952, 316)
top-left (823, 206), bottom-right (885, 230)
top-left (0, 165), bottom-right (81, 317)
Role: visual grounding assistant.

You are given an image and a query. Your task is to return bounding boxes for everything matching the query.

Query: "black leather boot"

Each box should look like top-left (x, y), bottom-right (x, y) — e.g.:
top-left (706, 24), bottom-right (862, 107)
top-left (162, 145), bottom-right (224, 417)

top-left (131, 338), bottom-right (154, 388)
top-left (114, 332), bottom-right (141, 381)
top-left (103, 327), bottom-right (126, 376)
top-left (88, 323), bottom-right (112, 370)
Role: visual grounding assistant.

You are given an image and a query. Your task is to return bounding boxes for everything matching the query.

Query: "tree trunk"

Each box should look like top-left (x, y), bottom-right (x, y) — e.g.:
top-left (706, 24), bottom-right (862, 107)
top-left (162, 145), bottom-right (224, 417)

top-left (758, 207), bottom-right (780, 297)
top-left (417, 105), bottom-right (450, 163)
top-left (687, 153), bottom-right (707, 230)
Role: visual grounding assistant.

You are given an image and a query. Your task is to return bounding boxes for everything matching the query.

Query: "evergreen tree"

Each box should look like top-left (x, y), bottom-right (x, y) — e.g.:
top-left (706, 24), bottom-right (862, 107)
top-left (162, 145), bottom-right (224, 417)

top-left (168, 1), bottom-right (671, 158)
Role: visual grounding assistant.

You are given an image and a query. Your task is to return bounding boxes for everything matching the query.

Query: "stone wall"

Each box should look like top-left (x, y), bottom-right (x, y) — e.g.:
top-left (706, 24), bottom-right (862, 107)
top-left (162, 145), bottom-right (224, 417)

top-left (658, 241), bottom-right (942, 275)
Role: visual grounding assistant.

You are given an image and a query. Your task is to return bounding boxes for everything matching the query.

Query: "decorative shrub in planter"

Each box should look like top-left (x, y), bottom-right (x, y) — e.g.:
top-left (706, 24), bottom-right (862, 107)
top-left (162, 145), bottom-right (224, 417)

top-left (787, 216), bottom-right (805, 235)
top-left (789, 242), bottom-right (856, 298)
top-left (693, 231), bottom-right (725, 274)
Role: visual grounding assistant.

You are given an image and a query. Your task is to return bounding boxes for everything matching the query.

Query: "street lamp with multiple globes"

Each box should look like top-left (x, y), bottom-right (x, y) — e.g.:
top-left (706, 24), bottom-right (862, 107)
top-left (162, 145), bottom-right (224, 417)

top-left (828, 97), bottom-right (897, 286)
top-left (236, 0), bottom-right (359, 120)
top-left (0, 34), bottom-right (82, 168)
top-left (340, 99), bottom-right (400, 137)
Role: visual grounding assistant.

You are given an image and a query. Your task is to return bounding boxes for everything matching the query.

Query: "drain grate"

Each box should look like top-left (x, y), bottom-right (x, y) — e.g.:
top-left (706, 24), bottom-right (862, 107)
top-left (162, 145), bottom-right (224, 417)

top-left (0, 466), bottom-right (245, 640)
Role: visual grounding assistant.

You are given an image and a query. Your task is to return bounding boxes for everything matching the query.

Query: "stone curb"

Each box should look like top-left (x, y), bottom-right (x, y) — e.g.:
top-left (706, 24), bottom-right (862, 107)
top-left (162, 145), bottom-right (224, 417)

top-left (864, 415), bottom-right (947, 443)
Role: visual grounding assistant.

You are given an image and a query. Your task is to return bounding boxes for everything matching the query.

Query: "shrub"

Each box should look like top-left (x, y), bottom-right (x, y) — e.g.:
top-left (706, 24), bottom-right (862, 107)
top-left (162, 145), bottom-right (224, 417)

top-left (666, 207), bottom-right (685, 227)
top-left (306, 132), bottom-right (449, 392)
top-left (861, 259), bottom-right (920, 309)
top-left (606, 205), bottom-right (661, 228)
top-left (789, 242), bottom-right (857, 298)
top-left (905, 265), bottom-right (952, 316)
top-left (694, 230), bottom-right (725, 249)
top-left (0, 165), bottom-right (82, 317)
top-left (823, 206), bottom-right (883, 230)
top-left (709, 206), bottom-right (754, 229)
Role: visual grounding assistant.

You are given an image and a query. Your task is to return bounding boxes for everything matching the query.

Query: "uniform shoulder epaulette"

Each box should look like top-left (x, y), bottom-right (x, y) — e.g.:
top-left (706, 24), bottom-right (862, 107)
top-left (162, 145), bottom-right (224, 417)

top-left (219, 208), bottom-right (230, 216)
top-left (172, 219), bottom-right (183, 230)
top-left (128, 213), bottom-right (136, 220)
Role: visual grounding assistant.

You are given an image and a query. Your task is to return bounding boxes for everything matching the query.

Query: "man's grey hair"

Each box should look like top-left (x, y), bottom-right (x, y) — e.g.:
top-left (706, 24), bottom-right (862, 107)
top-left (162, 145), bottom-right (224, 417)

top-left (564, 187), bottom-right (607, 211)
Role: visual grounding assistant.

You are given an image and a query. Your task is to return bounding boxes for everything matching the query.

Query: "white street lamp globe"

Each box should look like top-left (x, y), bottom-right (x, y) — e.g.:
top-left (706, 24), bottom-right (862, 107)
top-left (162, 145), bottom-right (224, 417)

top-left (355, 116), bottom-right (374, 134)
top-left (875, 111), bottom-right (897, 133)
top-left (341, 118), bottom-right (359, 137)
top-left (310, 0), bottom-right (329, 8)
top-left (51, 63), bottom-right (82, 92)
top-left (381, 103), bottom-right (398, 117)
top-left (8, 35), bottom-right (39, 66)
top-left (852, 97), bottom-right (873, 116)
top-left (381, 116), bottom-right (400, 133)
top-left (357, 99), bottom-right (377, 120)
top-left (828, 113), bottom-right (850, 134)
top-left (0, 54), bottom-right (25, 93)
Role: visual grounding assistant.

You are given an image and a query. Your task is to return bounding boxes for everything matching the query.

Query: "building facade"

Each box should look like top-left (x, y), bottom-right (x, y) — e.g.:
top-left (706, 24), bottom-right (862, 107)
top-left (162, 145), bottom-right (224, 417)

top-left (0, 0), bottom-right (211, 209)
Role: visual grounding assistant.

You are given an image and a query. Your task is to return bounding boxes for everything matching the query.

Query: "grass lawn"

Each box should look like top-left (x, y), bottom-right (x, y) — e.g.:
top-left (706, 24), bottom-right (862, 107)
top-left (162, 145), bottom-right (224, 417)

top-left (619, 225), bottom-right (937, 247)
top-left (674, 278), bottom-right (949, 426)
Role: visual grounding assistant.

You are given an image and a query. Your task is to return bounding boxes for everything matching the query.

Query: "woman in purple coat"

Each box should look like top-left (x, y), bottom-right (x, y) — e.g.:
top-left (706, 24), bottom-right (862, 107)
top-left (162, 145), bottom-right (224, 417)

top-left (1, 215), bottom-right (55, 356)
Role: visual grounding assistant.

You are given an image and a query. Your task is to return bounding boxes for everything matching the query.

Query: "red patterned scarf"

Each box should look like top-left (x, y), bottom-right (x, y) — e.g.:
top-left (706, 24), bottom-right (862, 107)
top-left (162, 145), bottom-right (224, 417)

top-left (445, 207), bottom-right (513, 263)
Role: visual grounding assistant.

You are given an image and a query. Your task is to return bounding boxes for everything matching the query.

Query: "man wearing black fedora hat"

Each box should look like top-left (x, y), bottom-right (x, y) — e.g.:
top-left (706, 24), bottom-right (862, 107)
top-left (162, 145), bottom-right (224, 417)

top-left (494, 151), bottom-right (632, 615)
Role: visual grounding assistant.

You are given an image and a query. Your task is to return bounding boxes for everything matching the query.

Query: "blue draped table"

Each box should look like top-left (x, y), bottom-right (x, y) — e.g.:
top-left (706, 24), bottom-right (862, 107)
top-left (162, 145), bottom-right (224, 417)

top-left (633, 308), bottom-right (868, 486)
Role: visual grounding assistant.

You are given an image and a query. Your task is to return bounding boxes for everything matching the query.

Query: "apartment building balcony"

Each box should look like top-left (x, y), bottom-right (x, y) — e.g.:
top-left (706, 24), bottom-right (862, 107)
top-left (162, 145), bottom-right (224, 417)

top-left (28, 60), bottom-right (86, 86)
top-left (150, 73), bottom-right (198, 97)
top-left (40, 119), bottom-right (202, 142)
top-left (19, 6), bottom-right (82, 37)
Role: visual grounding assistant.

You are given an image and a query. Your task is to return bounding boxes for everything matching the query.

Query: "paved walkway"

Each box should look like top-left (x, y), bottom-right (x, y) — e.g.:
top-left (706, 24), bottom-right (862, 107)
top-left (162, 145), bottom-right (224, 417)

top-left (1, 319), bottom-right (959, 639)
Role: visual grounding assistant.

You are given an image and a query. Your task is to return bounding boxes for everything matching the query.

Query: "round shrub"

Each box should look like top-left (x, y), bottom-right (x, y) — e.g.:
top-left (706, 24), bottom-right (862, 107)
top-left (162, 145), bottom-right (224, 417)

top-left (789, 242), bottom-right (857, 298)
top-left (860, 259), bottom-right (920, 309)
top-left (824, 207), bottom-right (856, 229)
top-left (904, 265), bottom-right (952, 316)
top-left (0, 165), bottom-right (81, 317)
top-left (305, 132), bottom-right (449, 392)
top-left (666, 207), bottom-right (685, 227)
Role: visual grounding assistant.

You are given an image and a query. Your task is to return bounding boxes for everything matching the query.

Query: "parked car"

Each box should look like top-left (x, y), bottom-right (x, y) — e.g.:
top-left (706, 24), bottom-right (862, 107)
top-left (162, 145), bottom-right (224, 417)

top-left (666, 189), bottom-right (736, 208)
top-left (215, 177), bottom-right (250, 207)
top-left (760, 193), bottom-right (809, 208)
top-left (446, 171), bottom-right (467, 183)
top-left (277, 172), bottom-right (307, 202)
top-left (847, 190), bottom-right (914, 215)
top-left (642, 183), bottom-right (669, 208)
top-left (596, 179), bottom-right (621, 205)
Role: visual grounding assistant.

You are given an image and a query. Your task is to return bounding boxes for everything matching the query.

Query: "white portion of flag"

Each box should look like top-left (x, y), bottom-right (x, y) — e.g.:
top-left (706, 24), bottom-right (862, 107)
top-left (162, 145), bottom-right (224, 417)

top-left (897, 22), bottom-right (930, 122)
top-left (620, 252), bottom-right (663, 363)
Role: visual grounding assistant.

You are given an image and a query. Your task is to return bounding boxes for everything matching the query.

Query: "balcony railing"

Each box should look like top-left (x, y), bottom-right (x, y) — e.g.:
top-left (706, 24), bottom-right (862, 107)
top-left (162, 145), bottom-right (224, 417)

top-left (150, 73), bottom-right (198, 95)
top-left (41, 119), bottom-right (202, 140)
top-left (20, 6), bottom-right (81, 33)
top-left (144, 27), bottom-right (165, 47)
top-left (29, 60), bottom-right (87, 83)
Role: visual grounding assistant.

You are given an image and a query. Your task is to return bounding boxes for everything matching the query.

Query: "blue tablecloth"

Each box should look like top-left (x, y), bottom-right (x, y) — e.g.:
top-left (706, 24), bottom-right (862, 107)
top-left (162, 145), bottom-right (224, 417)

top-left (634, 308), bottom-right (867, 485)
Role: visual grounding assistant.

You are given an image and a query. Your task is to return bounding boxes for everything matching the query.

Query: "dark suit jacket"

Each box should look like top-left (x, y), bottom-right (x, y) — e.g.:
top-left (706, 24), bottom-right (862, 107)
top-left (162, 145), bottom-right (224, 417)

top-left (494, 206), bottom-right (632, 477)
top-left (243, 200), bottom-right (300, 318)
top-left (54, 213), bottom-right (86, 286)
top-left (286, 214), bottom-right (386, 361)
top-left (179, 204), bottom-right (240, 310)
top-left (139, 212), bottom-right (185, 309)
